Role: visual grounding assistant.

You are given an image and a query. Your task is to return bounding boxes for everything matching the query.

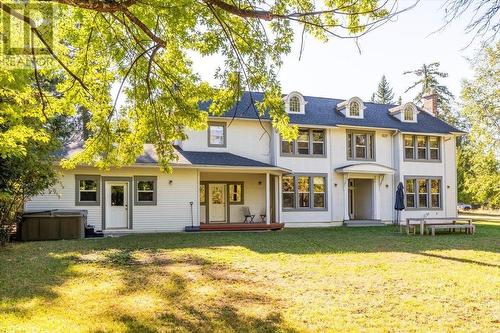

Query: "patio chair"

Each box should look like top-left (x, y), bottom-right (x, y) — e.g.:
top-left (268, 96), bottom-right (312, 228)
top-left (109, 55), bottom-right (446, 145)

top-left (242, 206), bottom-right (255, 223)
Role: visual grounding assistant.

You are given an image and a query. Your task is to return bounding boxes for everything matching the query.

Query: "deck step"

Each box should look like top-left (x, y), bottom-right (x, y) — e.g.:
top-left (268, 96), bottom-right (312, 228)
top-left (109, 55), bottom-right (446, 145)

top-left (344, 220), bottom-right (387, 227)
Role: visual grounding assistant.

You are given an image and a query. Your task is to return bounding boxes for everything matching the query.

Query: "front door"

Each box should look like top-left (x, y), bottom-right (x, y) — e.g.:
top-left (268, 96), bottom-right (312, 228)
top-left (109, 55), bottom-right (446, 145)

top-left (209, 183), bottom-right (226, 223)
top-left (105, 182), bottom-right (129, 229)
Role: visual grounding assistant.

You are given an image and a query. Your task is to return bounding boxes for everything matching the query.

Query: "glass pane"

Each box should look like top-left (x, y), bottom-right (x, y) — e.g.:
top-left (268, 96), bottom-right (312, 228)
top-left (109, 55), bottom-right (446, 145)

top-left (138, 192), bottom-right (154, 202)
top-left (418, 148), bottom-right (426, 159)
top-left (211, 186), bottom-right (224, 204)
top-left (406, 194), bottom-right (415, 208)
top-left (431, 179), bottom-right (440, 193)
top-left (297, 141), bottom-right (309, 154)
top-left (405, 179), bottom-right (415, 193)
top-left (431, 194), bottom-right (440, 208)
top-left (138, 181), bottom-right (154, 191)
top-left (283, 193), bottom-right (294, 208)
top-left (405, 148), bottom-right (414, 159)
top-left (80, 180), bottom-right (97, 191)
top-left (314, 193), bottom-right (325, 208)
top-left (229, 184), bottom-right (242, 203)
top-left (281, 141), bottom-right (294, 154)
top-left (80, 191), bottom-right (97, 202)
top-left (355, 134), bottom-right (366, 146)
top-left (297, 129), bottom-right (309, 142)
top-left (417, 136), bottom-right (426, 148)
top-left (430, 149), bottom-right (439, 160)
top-left (418, 179), bottom-right (428, 193)
top-left (209, 125), bottom-right (224, 145)
top-left (297, 176), bottom-right (310, 193)
top-left (111, 186), bottom-right (124, 206)
top-left (355, 146), bottom-right (366, 158)
top-left (429, 137), bottom-right (439, 148)
top-left (282, 176), bottom-right (294, 192)
top-left (313, 143), bottom-right (324, 155)
top-left (299, 193), bottom-right (310, 208)
top-left (347, 133), bottom-right (352, 158)
top-left (419, 194), bottom-right (428, 208)
top-left (350, 102), bottom-right (360, 116)
top-left (313, 130), bottom-right (324, 142)
top-left (313, 177), bottom-right (324, 193)
top-left (200, 185), bottom-right (205, 204)
top-left (404, 135), bottom-right (414, 147)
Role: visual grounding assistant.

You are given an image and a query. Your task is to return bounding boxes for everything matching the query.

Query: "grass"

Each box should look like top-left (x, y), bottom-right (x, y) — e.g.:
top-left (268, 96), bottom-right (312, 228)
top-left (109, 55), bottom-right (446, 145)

top-left (1, 222), bottom-right (499, 333)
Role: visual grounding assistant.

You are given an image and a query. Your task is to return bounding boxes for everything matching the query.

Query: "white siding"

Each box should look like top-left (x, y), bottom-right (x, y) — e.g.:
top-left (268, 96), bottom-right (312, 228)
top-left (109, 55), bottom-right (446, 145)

top-left (200, 172), bottom-right (267, 223)
top-left (181, 118), bottom-right (272, 163)
top-left (26, 167), bottom-right (198, 232)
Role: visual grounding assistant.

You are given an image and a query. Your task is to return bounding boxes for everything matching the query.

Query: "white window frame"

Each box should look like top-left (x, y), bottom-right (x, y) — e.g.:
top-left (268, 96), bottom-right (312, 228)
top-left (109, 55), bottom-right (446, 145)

top-left (284, 92), bottom-right (306, 114)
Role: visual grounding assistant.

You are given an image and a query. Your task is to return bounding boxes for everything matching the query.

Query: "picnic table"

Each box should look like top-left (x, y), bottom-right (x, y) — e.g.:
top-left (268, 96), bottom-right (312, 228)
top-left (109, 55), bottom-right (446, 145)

top-left (403, 217), bottom-right (474, 236)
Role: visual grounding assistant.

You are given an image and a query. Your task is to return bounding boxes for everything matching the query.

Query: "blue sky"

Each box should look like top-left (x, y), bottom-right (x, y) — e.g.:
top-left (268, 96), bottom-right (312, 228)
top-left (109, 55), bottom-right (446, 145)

top-left (193, 0), bottom-right (484, 104)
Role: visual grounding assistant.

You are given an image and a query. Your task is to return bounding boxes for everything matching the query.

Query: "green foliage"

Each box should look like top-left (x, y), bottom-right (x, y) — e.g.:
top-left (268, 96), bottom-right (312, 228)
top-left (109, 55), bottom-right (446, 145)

top-left (2, 0), bottom-right (394, 171)
top-left (371, 75), bottom-right (394, 104)
top-left (457, 42), bottom-right (500, 209)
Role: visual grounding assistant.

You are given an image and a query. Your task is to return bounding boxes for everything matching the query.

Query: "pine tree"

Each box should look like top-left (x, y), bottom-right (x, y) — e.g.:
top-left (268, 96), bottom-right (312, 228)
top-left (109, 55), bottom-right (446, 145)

top-left (372, 75), bottom-right (395, 104)
top-left (398, 96), bottom-right (402, 105)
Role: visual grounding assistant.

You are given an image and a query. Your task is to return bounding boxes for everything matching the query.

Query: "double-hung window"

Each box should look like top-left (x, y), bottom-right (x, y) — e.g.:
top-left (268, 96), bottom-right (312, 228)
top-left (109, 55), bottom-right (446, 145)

top-left (281, 128), bottom-right (325, 157)
top-left (404, 135), bottom-right (440, 161)
top-left (282, 175), bottom-right (327, 210)
top-left (208, 122), bottom-right (226, 147)
top-left (347, 131), bottom-right (375, 160)
top-left (134, 176), bottom-right (157, 205)
top-left (405, 177), bottom-right (441, 209)
top-left (75, 175), bottom-right (100, 206)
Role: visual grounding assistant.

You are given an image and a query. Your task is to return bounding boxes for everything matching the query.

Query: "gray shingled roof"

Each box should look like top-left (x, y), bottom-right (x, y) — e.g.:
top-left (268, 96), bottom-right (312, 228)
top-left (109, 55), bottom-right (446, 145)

top-left (200, 91), bottom-right (464, 134)
top-left (59, 143), bottom-right (281, 169)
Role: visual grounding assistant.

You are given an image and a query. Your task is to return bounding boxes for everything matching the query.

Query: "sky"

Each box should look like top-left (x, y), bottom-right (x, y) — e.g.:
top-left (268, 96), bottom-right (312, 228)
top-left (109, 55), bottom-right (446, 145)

top-left (192, 0), bottom-right (484, 104)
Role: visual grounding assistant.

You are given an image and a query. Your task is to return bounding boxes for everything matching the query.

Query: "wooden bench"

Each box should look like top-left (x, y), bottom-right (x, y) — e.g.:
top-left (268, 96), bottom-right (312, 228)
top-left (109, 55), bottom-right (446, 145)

top-left (403, 218), bottom-right (474, 236)
top-left (428, 223), bottom-right (475, 236)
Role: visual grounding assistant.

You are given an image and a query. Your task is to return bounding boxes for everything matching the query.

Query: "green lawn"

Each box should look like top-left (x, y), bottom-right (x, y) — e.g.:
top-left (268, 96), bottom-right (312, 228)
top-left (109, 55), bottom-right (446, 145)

top-left (1, 222), bottom-right (499, 333)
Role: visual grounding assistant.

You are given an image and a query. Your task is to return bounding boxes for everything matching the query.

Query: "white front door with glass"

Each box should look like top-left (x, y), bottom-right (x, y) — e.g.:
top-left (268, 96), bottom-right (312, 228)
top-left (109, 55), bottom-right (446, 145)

top-left (105, 182), bottom-right (129, 229)
top-left (209, 183), bottom-right (226, 223)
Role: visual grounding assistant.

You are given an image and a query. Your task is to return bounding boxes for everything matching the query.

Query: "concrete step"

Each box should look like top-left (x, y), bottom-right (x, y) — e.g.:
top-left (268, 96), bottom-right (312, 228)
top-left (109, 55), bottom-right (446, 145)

top-left (344, 220), bottom-right (387, 227)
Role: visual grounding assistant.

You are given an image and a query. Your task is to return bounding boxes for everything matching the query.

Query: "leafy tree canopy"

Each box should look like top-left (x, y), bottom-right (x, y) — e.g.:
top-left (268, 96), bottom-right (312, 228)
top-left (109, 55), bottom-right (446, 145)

top-left (457, 42), bottom-right (500, 208)
top-left (0, 0), bottom-right (409, 171)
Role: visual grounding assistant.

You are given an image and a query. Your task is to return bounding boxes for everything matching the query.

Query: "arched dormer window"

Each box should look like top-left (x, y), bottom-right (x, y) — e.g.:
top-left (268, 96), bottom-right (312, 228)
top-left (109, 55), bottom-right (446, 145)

top-left (337, 97), bottom-right (365, 119)
top-left (284, 92), bottom-right (306, 114)
top-left (289, 96), bottom-right (300, 113)
top-left (403, 104), bottom-right (414, 121)
top-left (349, 101), bottom-right (360, 117)
top-left (388, 102), bottom-right (418, 123)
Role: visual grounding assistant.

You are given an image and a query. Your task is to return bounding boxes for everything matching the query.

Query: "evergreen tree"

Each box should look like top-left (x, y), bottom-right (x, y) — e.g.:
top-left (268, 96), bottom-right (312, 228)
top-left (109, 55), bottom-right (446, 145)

top-left (372, 75), bottom-right (395, 104)
top-left (404, 62), bottom-right (455, 121)
top-left (397, 96), bottom-right (402, 105)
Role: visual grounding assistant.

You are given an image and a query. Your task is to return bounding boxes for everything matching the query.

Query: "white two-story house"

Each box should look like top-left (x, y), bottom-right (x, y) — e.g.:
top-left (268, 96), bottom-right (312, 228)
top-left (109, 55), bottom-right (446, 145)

top-left (26, 91), bottom-right (464, 232)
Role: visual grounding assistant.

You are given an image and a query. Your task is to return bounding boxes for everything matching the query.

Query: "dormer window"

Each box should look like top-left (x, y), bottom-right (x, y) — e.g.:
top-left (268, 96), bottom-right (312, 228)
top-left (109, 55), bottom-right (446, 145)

top-left (284, 92), bottom-right (306, 114)
top-left (337, 97), bottom-right (365, 119)
top-left (289, 96), bottom-right (300, 113)
top-left (349, 101), bottom-right (360, 117)
top-left (404, 105), bottom-right (414, 121)
top-left (389, 102), bottom-right (418, 123)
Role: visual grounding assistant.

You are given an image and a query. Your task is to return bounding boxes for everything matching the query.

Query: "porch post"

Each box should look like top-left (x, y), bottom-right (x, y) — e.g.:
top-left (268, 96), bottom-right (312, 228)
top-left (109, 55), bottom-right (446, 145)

top-left (343, 174), bottom-right (349, 221)
top-left (277, 175), bottom-right (282, 223)
top-left (265, 172), bottom-right (271, 224)
top-left (373, 176), bottom-right (381, 220)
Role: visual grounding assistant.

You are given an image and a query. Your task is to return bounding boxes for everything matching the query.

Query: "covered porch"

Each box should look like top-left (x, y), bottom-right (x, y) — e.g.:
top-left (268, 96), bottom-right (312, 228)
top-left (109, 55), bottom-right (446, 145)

top-left (199, 169), bottom-right (284, 227)
top-left (335, 163), bottom-right (395, 224)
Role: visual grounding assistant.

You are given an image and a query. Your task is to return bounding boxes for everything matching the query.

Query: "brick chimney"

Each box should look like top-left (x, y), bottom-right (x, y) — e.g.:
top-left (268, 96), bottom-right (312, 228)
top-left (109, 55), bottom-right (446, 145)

top-left (422, 89), bottom-right (438, 116)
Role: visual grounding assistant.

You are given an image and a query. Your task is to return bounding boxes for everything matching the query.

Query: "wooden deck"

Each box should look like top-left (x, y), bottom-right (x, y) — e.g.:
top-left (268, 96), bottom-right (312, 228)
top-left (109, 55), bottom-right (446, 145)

top-left (199, 223), bottom-right (285, 231)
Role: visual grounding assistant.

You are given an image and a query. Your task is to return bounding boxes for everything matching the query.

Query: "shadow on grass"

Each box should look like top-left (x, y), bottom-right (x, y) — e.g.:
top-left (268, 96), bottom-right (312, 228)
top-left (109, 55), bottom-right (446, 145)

top-left (1, 223), bottom-right (498, 331)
